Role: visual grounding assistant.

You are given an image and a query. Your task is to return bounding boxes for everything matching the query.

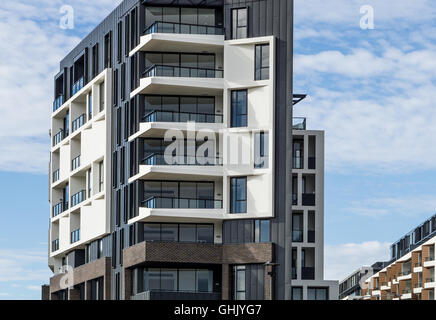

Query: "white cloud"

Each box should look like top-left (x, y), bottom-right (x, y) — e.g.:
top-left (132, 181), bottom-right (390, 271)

top-left (325, 241), bottom-right (391, 281)
top-left (0, 249), bottom-right (50, 282)
top-left (348, 195), bottom-right (436, 218)
top-left (0, 0), bottom-right (121, 173)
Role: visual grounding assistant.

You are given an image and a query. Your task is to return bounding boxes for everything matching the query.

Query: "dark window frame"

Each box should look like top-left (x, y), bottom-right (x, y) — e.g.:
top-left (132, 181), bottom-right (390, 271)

top-left (230, 177), bottom-right (247, 214)
top-left (231, 90), bottom-right (248, 128)
top-left (231, 7), bottom-right (248, 39)
top-left (255, 44), bottom-right (270, 80)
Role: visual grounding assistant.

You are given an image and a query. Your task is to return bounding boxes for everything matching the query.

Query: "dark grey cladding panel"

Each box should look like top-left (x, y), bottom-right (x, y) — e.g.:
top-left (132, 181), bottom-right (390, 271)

top-left (67, 249), bottom-right (85, 268)
top-left (142, 0), bottom-right (223, 6)
top-left (222, 219), bottom-right (254, 244)
top-left (246, 264), bottom-right (265, 300)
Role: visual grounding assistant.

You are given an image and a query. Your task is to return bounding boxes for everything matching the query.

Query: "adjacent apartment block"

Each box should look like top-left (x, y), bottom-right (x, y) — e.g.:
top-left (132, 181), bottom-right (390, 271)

top-left (362, 214), bottom-right (436, 300)
top-left (339, 262), bottom-right (386, 300)
top-left (43, 0), bottom-right (338, 300)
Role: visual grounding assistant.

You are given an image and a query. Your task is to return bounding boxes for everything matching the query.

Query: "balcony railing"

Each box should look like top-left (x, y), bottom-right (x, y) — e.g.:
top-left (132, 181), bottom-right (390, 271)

top-left (71, 190), bottom-right (86, 207)
top-left (292, 230), bottom-right (303, 242)
top-left (293, 157), bottom-right (303, 169)
top-left (399, 271), bottom-right (411, 276)
top-left (72, 77), bottom-right (84, 96)
top-left (415, 261), bottom-right (422, 267)
top-left (141, 196), bottom-right (222, 209)
top-left (142, 153), bottom-right (222, 166)
top-left (415, 282), bottom-right (422, 288)
top-left (71, 155), bottom-right (81, 171)
top-left (53, 129), bottom-right (68, 147)
top-left (71, 229), bottom-right (80, 244)
top-left (144, 21), bottom-right (224, 36)
top-left (52, 169), bottom-right (60, 183)
top-left (301, 267), bottom-right (315, 280)
top-left (426, 277), bottom-right (435, 283)
top-left (308, 230), bottom-right (315, 243)
top-left (425, 256), bottom-right (435, 262)
top-left (53, 95), bottom-right (64, 112)
top-left (52, 201), bottom-right (68, 217)
top-left (293, 117), bottom-right (306, 130)
top-left (143, 64), bottom-right (223, 79)
top-left (143, 110), bottom-right (223, 124)
top-left (302, 193), bottom-right (316, 206)
top-left (72, 114), bottom-right (86, 132)
top-left (52, 239), bottom-right (59, 252)
top-left (402, 289), bottom-right (411, 294)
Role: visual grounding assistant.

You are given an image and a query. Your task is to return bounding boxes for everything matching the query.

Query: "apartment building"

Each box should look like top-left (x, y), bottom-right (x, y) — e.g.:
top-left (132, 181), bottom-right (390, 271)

top-left (362, 215), bottom-right (436, 300)
top-left (339, 263), bottom-right (386, 300)
top-left (43, 0), bottom-right (338, 300)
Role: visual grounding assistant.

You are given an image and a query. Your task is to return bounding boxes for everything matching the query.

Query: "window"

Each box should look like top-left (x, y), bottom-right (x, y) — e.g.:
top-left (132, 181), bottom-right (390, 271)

top-left (233, 266), bottom-right (246, 300)
top-left (117, 21), bottom-right (122, 62)
top-left (124, 102), bottom-right (129, 141)
top-left (104, 32), bottom-right (112, 68)
top-left (117, 108), bottom-right (122, 146)
top-left (143, 223), bottom-right (214, 243)
top-left (99, 81), bottom-right (105, 112)
top-left (115, 273), bottom-right (121, 300)
top-left (115, 190), bottom-right (121, 227)
top-left (85, 244), bottom-right (91, 263)
top-left (112, 231), bottom-right (117, 267)
top-left (98, 161), bottom-right (104, 192)
top-left (92, 43), bottom-right (99, 79)
top-left (119, 228), bottom-right (124, 265)
top-left (112, 151), bottom-right (118, 188)
top-left (97, 239), bottom-right (103, 259)
top-left (255, 220), bottom-right (270, 243)
top-left (231, 90), bottom-right (247, 127)
top-left (230, 177), bottom-right (247, 213)
top-left (232, 8), bottom-right (247, 39)
top-left (255, 44), bottom-right (270, 80)
top-left (86, 168), bottom-right (92, 198)
top-left (88, 93), bottom-right (93, 119)
top-left (125, 14), bottom-right (130, 57)
top-left (308, 287), bottom-right (328, 300)
top-left (121, 63), bottom-right (126, 101)
top-left (131, 8), bottom-right (138, 48)
top-left (292, 287), bottom-right (303, 300)
top-left (120, 147), bottom-right (125, 184)
top-left (254, 131), bottom-right (269, 168)
top-left (113, 69), bottom-right (119, 107)
top-left (292, 213), bottom-right (303, 242)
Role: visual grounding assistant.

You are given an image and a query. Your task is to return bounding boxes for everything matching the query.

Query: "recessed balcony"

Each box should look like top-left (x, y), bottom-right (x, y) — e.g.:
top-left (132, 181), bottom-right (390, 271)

top-left (53, 95), bottom-right (64, 112)
top-left (51, 239), bottom-right (59, 252)
top-left (71, 228), bottom-right (80, 244)
top-left (71, 190), bottom-right (86, 207)
top-left (72, 77), bottom-right (84, 96)
top-left (52, 129), bottom-right (69, 147)
top-left (52, 201), bottom-right (68, 218)
top-left (72, 114), bottom-right (86, 133)
top-left (71, 155), bottom-right (81, 171)
top-left (52, 169), bottom-right (60, 183)
top-left (144, 21), bottom-right (223, 36)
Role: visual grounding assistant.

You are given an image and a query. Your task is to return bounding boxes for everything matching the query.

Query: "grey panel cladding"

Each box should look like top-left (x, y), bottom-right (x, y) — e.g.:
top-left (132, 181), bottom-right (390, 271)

top-left (67, 249), bottom-right (85, 268)
top-left (246, 264), bottom-right (265, 300)
top-left (222, 220), bottom-right (254, 244)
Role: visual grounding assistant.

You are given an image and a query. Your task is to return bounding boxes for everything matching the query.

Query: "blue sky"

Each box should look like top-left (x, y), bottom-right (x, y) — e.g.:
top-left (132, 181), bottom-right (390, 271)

top-left (1, 0), bottom-right (436, 299)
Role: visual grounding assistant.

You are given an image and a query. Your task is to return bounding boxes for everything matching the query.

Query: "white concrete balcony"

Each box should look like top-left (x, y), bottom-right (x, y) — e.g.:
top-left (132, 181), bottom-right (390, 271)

top-left (130, 26), bottom-right (224, 57)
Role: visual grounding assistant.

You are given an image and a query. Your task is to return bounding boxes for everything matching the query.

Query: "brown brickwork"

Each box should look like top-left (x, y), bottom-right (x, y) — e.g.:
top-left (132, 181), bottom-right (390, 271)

top-left (49, 257), bottom-right (112, 300)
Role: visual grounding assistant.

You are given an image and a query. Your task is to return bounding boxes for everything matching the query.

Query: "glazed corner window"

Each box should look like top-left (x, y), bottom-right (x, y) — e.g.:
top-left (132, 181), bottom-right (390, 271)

top-left (231, 90), bottom-right (247, 127)
top-left (254, 131), bottom-right (269, 169)
top-left (292, 287), bottom-right (303, 300)
top-left (232, 8), bottom-right (247, 39)
top-left (230, 177), bottom-right (247, 214)
top-left (255, 44), bottom-right (270, 80)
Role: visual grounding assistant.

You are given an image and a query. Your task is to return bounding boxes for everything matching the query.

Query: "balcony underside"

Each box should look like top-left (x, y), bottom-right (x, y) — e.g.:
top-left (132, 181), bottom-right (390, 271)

top-left (129, 207), bottom-right (225, 224)
top-left (131, 77), bottom-right (224, 98)
top-left (129, 122), bottom-right (223, 141)
top-left (129, 165), bottom-right (224, 183)
top-left (130, 33), bottom-right (224, 57)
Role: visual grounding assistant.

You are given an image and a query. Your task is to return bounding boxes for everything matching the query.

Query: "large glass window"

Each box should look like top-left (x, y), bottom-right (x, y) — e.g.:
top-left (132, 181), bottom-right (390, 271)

top-left (255, 44), bottom-right (270, 80)
top-left (231, 90), bottom-right (247, 127)
top-left (145, 7), bottom-right (216, 27)
top-left (143, 223), bottom-right (214, 244)
top-left (254, 131), bottom-right (269, 168)
top-left (141, 268), bottom-right (214, 293)
top-left (308, 287), bottom-right (328, 300)
top-left (232, 8), bottom-right (247, 39)
top-left (230, 177), bottom-right (247, 213)
top-left (145, 52), bottom-right (215, 70)
top-left (233, 266), bottom-right (246, 300)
